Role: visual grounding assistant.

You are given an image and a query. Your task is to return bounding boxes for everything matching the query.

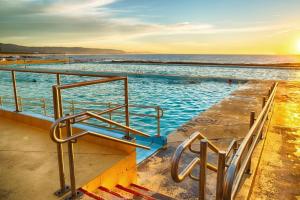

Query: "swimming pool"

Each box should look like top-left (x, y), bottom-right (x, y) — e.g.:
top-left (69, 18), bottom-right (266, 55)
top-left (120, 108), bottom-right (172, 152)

top-left (0, 67), bottom-right (239, 137)
top-left (17, 62), bottom-right (300, 81)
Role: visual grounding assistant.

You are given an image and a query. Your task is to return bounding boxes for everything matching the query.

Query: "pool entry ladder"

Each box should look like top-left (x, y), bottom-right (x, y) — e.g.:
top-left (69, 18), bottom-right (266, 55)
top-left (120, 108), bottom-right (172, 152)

top-left (171, 82), bottom-right (277, 200)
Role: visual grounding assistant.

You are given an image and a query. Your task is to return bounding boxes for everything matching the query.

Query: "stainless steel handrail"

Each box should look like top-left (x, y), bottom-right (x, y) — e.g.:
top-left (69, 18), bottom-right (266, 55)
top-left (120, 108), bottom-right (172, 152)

top-left (50, 110), bottom-right (150, 142)
top-left (171, 131), bottom-right (220, 179)
top-left (50, 111), bottom-right (150, 146)
top-left (171, 131), bottom-right (227, 200)
top-left (223, 82), bottom-right (277, 200)
top-left (50, 111), bottom-right (150, 199)
top-left (171, 82), bottom-right (278, 200)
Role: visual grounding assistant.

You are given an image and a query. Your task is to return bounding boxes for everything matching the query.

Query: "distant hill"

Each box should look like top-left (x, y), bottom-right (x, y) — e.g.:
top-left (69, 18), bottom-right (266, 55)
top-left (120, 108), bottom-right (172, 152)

top-left (0, 43), bottom-right (126, 54)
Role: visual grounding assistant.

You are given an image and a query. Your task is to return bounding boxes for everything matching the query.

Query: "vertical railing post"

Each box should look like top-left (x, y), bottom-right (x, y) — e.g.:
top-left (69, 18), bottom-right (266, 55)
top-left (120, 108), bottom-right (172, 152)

top-left (56, 74), bottom-right (64, 117)
top-left (71, 100), bottom-right (75, 115)
top-left (199, 139), bottom-right (208, 200)
top-left (108, 102), bottom-right (112, 128)
top-left (216, 151), bottom-right (226, 200)
top-left (262, 97), bottom-right (266, 109)
top-left (65, 114), bottom-right (82, 199)
top-left (18, 96), bottom-right (23, 111)
top-left (262, 96), bottom-right (267, 139)
top-left (41, 98), bottom-right (47, 116)
top-left (53, 85), bottom-right (70, 196)
top-left (246, 111), bottom-right (255, 174)
top-left (56, 73), bottom-right (61, 85)
top-left (124, 77), bottom-right (131, 139)
top-left (249, 111), bottom-right (255, 129)
top-left (156, 106), bottom-right (161, 137)
top-left (11, 71), bottom-right (20, 112)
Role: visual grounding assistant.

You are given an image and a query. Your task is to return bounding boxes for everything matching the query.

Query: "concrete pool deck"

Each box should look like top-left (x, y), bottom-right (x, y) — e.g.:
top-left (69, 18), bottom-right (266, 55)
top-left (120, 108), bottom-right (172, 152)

top-left (248, 81), bottom-right (300, 200)
top-left (136, 80), bottom-right (300, 199)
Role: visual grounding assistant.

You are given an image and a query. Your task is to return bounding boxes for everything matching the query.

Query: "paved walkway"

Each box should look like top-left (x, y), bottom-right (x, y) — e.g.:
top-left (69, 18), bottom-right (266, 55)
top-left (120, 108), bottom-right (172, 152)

top-left (0, 116), bottom-right (127, 200)
top-left (249, 81), bottom-right (300, 200)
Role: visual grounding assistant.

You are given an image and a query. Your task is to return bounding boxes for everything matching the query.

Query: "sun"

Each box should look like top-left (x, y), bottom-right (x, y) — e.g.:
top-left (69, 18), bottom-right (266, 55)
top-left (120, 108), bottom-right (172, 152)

top-left (296, 40), bottom-right (300, 54)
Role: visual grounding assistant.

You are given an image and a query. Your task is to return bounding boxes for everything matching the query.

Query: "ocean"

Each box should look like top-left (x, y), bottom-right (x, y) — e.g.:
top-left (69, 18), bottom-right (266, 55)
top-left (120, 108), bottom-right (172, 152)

top-left (41, 54), bottom-right (300, 65)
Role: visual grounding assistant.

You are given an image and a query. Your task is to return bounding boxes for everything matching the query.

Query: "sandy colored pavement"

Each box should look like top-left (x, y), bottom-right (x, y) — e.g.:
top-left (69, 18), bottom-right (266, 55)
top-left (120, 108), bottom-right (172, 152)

top-left (249, 81), bottom-right (300, 200)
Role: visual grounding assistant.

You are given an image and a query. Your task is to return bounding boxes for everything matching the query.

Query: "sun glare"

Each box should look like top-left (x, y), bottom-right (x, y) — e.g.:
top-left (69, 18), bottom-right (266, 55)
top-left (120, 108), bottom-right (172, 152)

top-left (296, 39), bottom-right (300, 54)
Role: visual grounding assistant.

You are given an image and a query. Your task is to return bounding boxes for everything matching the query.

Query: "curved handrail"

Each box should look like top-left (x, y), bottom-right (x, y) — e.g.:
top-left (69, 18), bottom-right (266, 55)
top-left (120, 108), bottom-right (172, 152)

top-left (50, 111), bottom-right (150, 144)
top-left (171, 131), bottom-right (219, 182)
top-left (223, 82), bottom-right (278, 199)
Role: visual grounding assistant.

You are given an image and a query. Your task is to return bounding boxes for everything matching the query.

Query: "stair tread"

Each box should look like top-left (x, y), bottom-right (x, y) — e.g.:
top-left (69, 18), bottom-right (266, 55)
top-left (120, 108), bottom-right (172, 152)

top-left (113, 185), bottom-right (146, 200)
top-left (129, 184), bottom-right (175, 200)
top-left (79, 188), bottom-right (104, 200)
top-left (96, 186), bottom-right (125, 200)
top-left (88, 184), bottom-right (175, 200)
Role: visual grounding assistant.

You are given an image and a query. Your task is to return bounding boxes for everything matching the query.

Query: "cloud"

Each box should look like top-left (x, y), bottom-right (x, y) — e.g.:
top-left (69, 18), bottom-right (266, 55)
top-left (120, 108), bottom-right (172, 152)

top-left (43, 0), bottom-right (118, 17)
top-left (0, 0), bottom-right (297, 50)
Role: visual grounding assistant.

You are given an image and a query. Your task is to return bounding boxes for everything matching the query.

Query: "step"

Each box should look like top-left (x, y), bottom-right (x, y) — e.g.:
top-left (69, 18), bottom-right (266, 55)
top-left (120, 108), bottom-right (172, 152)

top-left (129, 184), bottom-right (175, 200)
top-left (79, 188), bottom-right (104, 200)
top-left (80, 184), bottom-right (175, 200)
top-left (97, 186), bottom-right (125, 200)
top-left (113, 184), bottom-right (145, 200)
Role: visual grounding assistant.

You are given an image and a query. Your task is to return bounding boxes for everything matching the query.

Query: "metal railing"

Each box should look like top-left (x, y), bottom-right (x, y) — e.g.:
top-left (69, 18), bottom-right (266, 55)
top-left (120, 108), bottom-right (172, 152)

top-left (66, 101), bottom-right (163, 136)
top-left (50, 111), bottom-right (150, 199)
top-left (0, 96), bottom-right (48, 115)
top-left (0, 67), bottom-right (126, 114)
top-left (171, 131), bottom-right (226, 200)
top-left (171, 82), bottom-right (278, 200)
top-left (0, 67), bottom-right (155, 198)
top-left (0, 96), bottom-right (163, 136)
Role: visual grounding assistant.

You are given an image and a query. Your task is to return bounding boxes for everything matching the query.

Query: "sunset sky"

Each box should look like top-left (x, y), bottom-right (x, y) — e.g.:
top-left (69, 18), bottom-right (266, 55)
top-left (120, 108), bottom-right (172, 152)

top-left (0, 0), bottom-right (300, 54)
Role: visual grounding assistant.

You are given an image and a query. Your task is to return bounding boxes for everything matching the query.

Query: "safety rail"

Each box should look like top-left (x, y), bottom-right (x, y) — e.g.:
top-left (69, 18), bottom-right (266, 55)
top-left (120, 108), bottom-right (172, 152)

top-left (65, 100), bottom-right (164, 136)
top-left (171, 82), bottom-right (277, 200)
top-left (171, 131), bottom-right (225, 200)
top-left (0, 67), bottom-right (123, 114)
top-left (0, 96), bottom-right (48, 115)
top-left (0, 67), bottom-right (155, 198)
top-left (0, 96), bottom-right (163, 136)
top-left (223, 82), bottom-right (278, 200)
top-left (50, 111), bottom-right (150, 199)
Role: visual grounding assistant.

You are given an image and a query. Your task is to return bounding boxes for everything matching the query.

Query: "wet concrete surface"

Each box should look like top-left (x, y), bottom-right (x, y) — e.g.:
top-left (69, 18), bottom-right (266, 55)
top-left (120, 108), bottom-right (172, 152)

top-left (137, 80), bottom-right (274, 199)
top-left (249, 81), bottom-right (300, 200)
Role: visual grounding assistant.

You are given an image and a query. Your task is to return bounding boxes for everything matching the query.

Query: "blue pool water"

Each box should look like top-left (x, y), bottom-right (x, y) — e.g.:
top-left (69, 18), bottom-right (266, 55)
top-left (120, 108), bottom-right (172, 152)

top-left (0, 66), bottom-right (239, 137)
top-left (16, 62), bottom-right (300, 81)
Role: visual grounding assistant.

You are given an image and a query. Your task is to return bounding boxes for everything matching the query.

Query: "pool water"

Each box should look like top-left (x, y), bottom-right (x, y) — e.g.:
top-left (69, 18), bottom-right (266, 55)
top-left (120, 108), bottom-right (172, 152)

top-left (19, 62), bottom-right (300, 81)
top-left (0, 68), bottom-right (239, 137)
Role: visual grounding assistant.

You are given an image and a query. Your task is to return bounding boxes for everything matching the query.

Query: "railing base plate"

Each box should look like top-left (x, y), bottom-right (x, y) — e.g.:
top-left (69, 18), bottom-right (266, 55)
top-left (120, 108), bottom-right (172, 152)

top-left (123, 135), bottom-right (134, 141)
top-left (54, 185), bottom-right (71, 197)
top-left (64, 190), bottom-right (84, 200)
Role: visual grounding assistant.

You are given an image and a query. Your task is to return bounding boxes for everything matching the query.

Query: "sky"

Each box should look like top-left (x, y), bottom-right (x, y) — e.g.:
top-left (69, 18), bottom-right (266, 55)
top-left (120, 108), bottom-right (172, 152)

top-left (0, 0), bottom-right (300, 54)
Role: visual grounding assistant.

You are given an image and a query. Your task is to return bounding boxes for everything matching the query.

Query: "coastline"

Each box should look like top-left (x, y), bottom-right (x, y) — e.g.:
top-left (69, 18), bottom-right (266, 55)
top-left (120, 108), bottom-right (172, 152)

top-left (0, 59), bottom-right (67, 65)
